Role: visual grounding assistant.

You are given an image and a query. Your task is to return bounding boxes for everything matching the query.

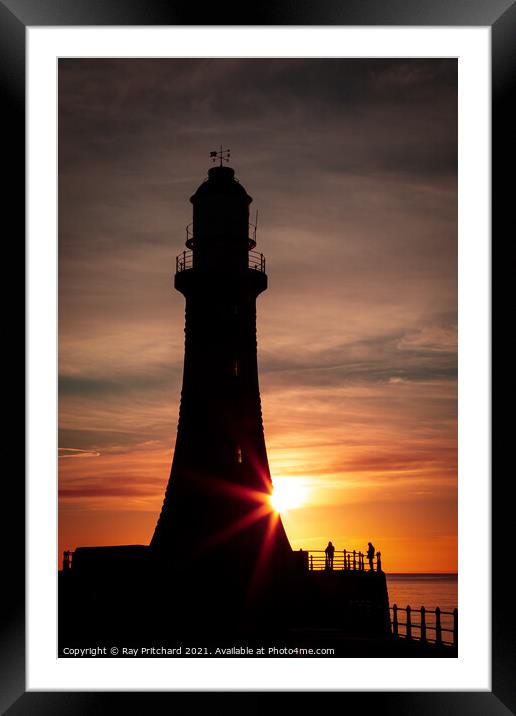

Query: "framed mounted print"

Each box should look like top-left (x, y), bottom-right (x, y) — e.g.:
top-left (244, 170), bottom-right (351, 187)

top-left (4, 0), bottom-right (512, 711)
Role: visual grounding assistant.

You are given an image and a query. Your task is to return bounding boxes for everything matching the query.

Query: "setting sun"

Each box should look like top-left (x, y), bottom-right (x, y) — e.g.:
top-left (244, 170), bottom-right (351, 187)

top-left (270, 477), bottom-right (310, 514)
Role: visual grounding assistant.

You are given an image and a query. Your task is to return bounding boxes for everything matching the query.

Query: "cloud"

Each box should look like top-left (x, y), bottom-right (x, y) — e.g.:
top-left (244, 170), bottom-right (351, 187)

top-left (259, 324), bottom-right (457, 389)
top-left (59, 369), bottom-right (175, 399)
top-left (59, 484), bottom-right (156, 498)
top-left (59, 448), bottom-right (101, 459)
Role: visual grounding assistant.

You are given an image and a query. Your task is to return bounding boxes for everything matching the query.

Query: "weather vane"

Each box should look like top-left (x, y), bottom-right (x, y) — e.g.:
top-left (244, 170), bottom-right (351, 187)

top-left (210, 145), bottom-right (231, 166)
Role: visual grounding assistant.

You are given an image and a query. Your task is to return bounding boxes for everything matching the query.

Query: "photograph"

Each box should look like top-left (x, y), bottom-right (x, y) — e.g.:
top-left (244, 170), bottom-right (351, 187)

top-left (0, 0), bottom-right (509, 704)
top-left (57, 57), bottom-right (458, 658)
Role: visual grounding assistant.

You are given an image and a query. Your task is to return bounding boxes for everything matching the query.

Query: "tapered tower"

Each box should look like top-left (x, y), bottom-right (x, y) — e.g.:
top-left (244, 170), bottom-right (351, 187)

top-left (151, 152), bottom-right (291, 602)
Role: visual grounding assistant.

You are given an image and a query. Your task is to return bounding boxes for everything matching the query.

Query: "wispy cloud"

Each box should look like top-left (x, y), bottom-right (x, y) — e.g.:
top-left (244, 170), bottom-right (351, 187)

top-left (59, 448), bottom-right (101, 459)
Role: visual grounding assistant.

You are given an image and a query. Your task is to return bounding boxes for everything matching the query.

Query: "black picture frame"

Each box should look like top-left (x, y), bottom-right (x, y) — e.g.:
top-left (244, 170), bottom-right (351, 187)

top-left (5, 0), bottom-right (511, 712)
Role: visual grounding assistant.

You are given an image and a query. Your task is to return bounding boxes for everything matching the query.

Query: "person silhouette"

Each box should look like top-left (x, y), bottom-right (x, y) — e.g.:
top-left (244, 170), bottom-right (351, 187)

top-left (367, 542), bottom-right (375, 571)
top-left (325, 541), bottom-right (335, 570)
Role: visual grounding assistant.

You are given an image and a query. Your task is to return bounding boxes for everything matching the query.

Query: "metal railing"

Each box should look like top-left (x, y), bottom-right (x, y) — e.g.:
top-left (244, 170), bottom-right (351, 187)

top-left (249, 221), bottom-right (257, 249)
top-left (391, 604), bottom-right (457, 646)
top-left (304, 549), bottom-right (382, 572)
top-left (175, 249), bottom-right (265, 274)
top-left (62, 550), bottom-right (72, 571)
top-left (185, 223), bottom-right (257, 250)
top-left (248, 250), bottom-right (266, 272)
top-left (176, 250), bottom-right (193, 272)
top-left (186, 224), bottom-right (194, 248)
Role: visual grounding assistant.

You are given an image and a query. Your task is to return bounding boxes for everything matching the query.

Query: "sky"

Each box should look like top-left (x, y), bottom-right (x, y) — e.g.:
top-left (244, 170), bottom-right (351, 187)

top-left (58, 59), bottom-right (457, 572)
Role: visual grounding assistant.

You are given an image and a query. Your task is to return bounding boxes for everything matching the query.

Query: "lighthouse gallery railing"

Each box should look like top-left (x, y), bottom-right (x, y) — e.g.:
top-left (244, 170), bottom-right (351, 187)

top-left (176, 249), bottom-right (265, 273)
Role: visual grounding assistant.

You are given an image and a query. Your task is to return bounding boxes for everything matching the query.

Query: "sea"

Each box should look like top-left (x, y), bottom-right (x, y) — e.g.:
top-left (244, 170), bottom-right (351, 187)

top-left (386, 573), bottom-right (458, 642)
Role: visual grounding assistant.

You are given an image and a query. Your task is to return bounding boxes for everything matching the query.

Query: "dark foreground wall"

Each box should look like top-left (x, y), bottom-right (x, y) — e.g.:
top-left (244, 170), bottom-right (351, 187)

top-left (57, 545), bottom-right (419, 657)
top-left (288, 568), bottom-right (392, 638)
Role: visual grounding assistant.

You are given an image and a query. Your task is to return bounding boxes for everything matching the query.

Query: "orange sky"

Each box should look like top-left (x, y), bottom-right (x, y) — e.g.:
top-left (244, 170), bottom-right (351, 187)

top-left (58, 59), bottom-right (457, 572)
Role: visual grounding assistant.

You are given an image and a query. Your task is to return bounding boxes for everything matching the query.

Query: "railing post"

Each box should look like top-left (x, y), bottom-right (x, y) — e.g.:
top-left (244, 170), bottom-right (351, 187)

top-left (435, 607), bottom-right (442, 645)
top-left (406, 605), bottom-right (412, 640)
top-left (420, 606), bottom-right (427, 643)
top-left (310, 554), bottom-right (313, 571)
top-left (353, 550), bottom-right (356, 571)
top-left (343, 549), bottom-right (347, 570)
top-left (453, 608), bottom-right (458, 647)
top-left (392, 604), bottom-right (398, 638)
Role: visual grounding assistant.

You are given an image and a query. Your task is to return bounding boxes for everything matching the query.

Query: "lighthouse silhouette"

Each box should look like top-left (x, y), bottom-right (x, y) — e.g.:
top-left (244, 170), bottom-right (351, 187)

top-left (150, 150), bottom-right (292, 618)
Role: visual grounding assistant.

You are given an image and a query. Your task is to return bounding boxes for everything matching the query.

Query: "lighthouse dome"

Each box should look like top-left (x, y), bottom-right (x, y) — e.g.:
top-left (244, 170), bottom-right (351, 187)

top-left (190, 165), bottom-right (252, 205)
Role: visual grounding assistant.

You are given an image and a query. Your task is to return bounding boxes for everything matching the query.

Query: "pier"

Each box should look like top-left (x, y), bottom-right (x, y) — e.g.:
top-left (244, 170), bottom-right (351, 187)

top-left (60, 543), bottom-right (457, 657)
